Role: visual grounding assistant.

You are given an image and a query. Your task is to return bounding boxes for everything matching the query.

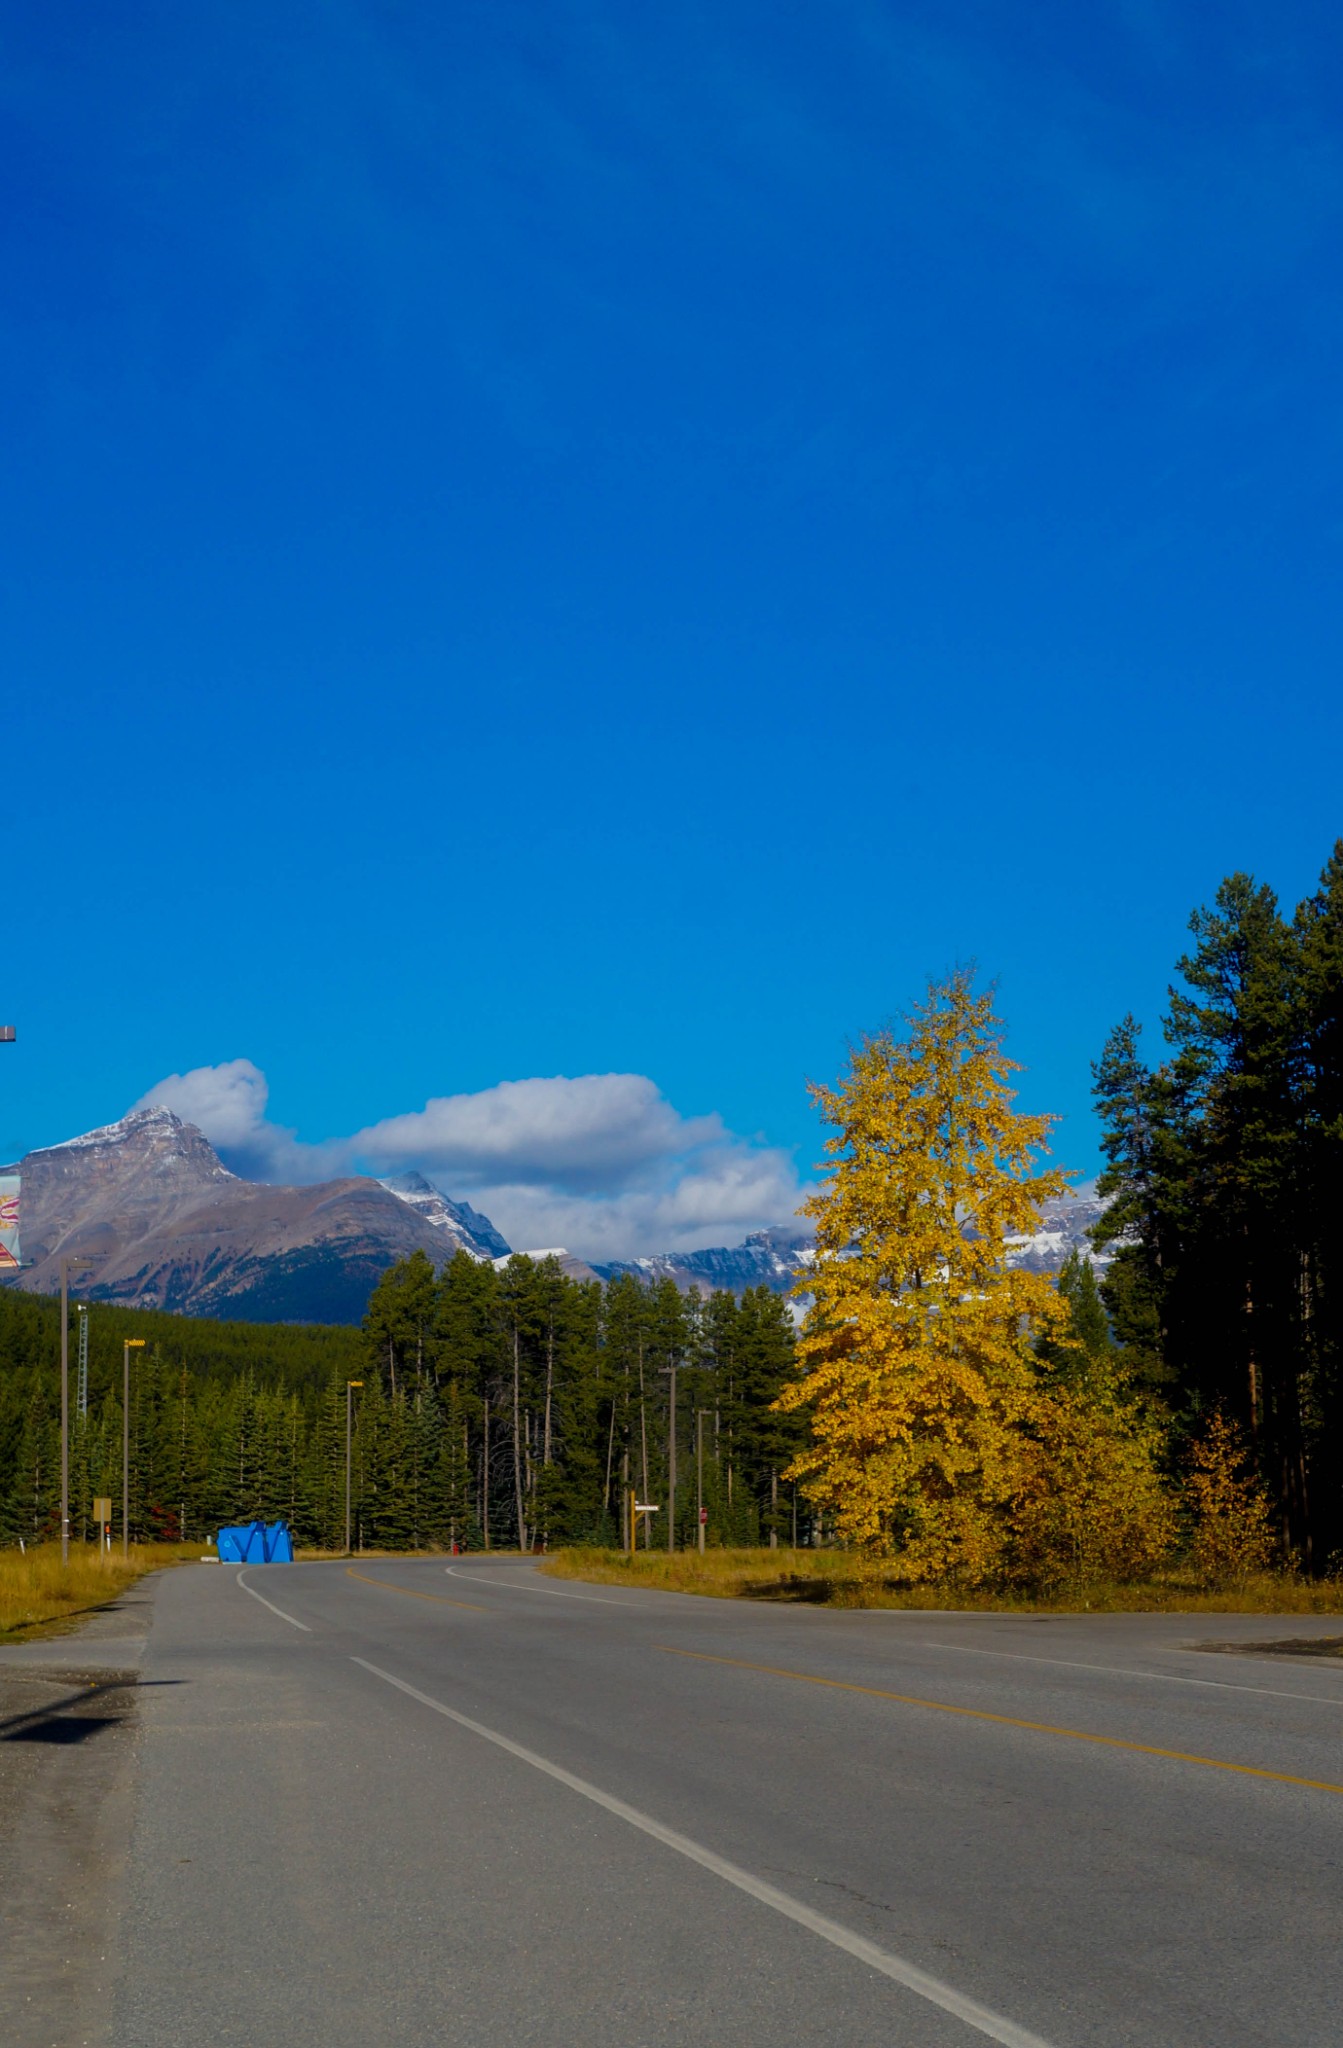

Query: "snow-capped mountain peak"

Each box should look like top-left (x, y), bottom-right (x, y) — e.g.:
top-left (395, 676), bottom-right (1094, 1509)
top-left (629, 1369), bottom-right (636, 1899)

top-left (377, 1171), bottom-right (511, 1262)
top-left (42, 1103), bottom-right (237, 1177)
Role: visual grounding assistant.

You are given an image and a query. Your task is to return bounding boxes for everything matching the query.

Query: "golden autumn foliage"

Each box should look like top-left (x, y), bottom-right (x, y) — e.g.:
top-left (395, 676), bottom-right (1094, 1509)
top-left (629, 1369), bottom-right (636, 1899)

top-left (1184, 1411), bottom-right (1278, 1585)
top-left (778, 972), bottom-right (1073, 1575)
top-left (1007, 1392), bottom-right (1177, 1586)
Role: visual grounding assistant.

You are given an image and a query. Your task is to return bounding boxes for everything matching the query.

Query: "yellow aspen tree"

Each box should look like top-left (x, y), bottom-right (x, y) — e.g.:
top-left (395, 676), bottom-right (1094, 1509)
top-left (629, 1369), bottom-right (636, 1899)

top-left (779, 972), bottom-right (1072, 1575)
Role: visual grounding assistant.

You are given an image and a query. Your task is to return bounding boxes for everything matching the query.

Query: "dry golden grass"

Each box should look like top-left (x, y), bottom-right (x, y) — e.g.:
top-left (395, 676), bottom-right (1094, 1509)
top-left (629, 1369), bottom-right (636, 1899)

top-left (542, 1544), bottom-right (1343, 1614)
top-left (0, 1540), bottom-right (204, 1642)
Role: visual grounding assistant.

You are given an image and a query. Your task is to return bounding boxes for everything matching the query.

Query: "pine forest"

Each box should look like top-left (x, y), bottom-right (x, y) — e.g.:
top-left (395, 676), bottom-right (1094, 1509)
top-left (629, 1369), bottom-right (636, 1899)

top-left (0, 1259), bottom-right (799, 1556)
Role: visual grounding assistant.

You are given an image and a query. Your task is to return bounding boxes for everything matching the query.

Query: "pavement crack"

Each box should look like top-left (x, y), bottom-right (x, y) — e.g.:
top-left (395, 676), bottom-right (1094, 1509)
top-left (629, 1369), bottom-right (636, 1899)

top-left (807, 1874), bottom-right (897, 1916)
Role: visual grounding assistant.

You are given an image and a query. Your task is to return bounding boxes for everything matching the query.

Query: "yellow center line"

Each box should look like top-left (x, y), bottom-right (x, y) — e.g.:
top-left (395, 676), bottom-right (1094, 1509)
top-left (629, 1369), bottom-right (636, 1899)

top-left (658, 1646), bottom-right (1343, 1798)
top-left (346, 1566), bottom-right (486, 1612)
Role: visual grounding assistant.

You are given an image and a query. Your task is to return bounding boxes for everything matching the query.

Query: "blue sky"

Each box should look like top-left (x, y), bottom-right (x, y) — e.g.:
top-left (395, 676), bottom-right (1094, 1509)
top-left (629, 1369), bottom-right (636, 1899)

top-left (5, 2), bottom-right (1342, 1257)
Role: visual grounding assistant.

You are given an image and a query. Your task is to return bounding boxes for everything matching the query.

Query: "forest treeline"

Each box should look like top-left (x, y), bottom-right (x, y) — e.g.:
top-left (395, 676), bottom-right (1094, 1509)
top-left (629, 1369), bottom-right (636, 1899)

top-left (1093, 839), bottom-right (1343, 1570)
top-left (0, 1258), bottom-right (797, 1552)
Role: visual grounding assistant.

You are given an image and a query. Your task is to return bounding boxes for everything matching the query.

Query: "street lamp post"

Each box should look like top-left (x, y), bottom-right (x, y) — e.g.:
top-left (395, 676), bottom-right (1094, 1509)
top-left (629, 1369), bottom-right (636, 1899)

top-left (122, 1339), bottom-right (145, 1559)
top-left (345, 1381), bottom-right (363, 1556)
top-left (59, 1255), bottom-right (94, 1566)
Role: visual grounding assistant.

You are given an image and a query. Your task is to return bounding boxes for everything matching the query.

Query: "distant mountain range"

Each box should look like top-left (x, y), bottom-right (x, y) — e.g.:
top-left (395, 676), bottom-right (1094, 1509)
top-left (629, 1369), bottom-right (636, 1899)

top-left (591, 1193), bottom-right (1109, 1297)
top-left (591, 1228), bottom-right (816, 1296)
top-left (1, 1106), bottom-right (1107, 1323)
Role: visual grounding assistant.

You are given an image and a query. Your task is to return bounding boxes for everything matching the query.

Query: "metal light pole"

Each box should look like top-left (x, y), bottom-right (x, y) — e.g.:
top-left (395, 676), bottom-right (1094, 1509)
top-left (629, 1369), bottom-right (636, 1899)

top-left (122, 1339), bottom-right (145, 1559)
top-left (345, 1381), bottom-right (363, 1556)
top-left (76, 1307), bottom-right (90, 1418)
top-left (59, 1256), bottom-right (94, 1565)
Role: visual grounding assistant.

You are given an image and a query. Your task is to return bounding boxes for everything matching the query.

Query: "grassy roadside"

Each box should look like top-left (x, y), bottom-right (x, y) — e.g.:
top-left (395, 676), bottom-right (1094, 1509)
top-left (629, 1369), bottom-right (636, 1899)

top-left (542, 1544), bottom-right (1343, 1614)
top-left (1, 1542), bottom-right (513, 1640)
top-left (0, 1541), bottom-right (205, 1643)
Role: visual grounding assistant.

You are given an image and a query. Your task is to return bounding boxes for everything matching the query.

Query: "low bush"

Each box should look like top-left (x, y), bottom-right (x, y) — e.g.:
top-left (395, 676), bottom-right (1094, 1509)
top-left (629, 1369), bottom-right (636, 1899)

top-left (542, 1543), bottom-right (1343, 1613)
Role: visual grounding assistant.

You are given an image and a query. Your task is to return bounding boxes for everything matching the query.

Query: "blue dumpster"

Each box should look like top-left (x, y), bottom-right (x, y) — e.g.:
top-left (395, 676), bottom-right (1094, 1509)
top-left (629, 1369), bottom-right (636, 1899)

top-left (216, 1520), bottom-right (294, 1564)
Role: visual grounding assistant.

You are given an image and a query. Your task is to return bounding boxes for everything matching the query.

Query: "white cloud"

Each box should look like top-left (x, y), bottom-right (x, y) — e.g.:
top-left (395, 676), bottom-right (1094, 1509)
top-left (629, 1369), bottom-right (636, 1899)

top-left (130, 1059), bottom-right (343, 1185)
top-left (466, 1141), bottom-right (805, 1264)
top-left (353, 1073), bottom-right (723, 1193)
top-left (130, 1061), bottom-right (806, 1262)
top-left (135, 1057), bottom-right (269, 1149)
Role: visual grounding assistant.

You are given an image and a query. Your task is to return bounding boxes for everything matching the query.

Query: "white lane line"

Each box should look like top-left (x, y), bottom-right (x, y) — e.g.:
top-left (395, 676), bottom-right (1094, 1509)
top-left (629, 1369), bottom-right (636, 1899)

top-left (351, 1654), bottom-right (1054, 2048)
top-left (443, 1567), bottom-right (647, 1609)
top-left (919, 1639), bottom-right (1343, 1706)
top-left (236, 1569), bottom-right (311, 1631)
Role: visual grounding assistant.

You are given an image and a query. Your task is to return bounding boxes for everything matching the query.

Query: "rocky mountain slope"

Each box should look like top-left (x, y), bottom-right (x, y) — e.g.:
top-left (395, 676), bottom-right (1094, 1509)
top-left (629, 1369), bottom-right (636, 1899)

top-left (3, 1109), bottom-right (509, 1323)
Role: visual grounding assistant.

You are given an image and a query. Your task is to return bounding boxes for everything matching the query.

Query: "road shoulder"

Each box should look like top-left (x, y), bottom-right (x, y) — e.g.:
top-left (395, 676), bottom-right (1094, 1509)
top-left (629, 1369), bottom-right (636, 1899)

top-left (0, 1583), bottom-right (154, 2048)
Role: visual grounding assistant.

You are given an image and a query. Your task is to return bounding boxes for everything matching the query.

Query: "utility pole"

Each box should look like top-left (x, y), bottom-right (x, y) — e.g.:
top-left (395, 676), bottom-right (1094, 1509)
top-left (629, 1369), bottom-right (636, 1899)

top-left (122, 1339), bottom-right (145, 1558)
top-left (60, 1256), bottom-right (93, 1565)
top-left (482, 1397), bottom-right (491, 1551)
top-left (345, 1381), bottom-right (363, 1556)
top-left (665, 1359), bottom-right (677, 1554)
top-left (696, 1407), bottom-right (706, 1555)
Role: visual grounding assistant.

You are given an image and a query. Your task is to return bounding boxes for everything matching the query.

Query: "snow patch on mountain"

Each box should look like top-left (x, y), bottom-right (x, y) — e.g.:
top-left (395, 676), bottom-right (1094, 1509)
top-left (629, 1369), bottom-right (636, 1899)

top-left (44, 1104), bottom-right (238, 1176)
top-left (377, 1170), bottom-right (512, 1261)
top-left (1004, 1187), bottom-right (1111, 1275)
top-left (594, 1228), bottom-right (814, 1297)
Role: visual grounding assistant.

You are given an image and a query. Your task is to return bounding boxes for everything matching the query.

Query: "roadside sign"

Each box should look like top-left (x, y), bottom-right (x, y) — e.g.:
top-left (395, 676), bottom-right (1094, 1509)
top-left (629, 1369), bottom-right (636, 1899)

top-left (93, 1497), bottom-right (112, 1522)
top-left (699, 1507), bottom-right (708, 1525)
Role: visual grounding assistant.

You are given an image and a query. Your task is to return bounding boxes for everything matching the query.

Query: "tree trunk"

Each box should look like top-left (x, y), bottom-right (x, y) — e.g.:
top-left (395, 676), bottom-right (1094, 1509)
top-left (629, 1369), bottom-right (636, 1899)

top-left (512, 1324), bottom-right (527, 1553)
top-left (666, 1365), bottom-right (676, 1556)
top-left (602, 1398), bottom-right (617, 1513)
top-left (637, 1342), bottom-right (650, 1549)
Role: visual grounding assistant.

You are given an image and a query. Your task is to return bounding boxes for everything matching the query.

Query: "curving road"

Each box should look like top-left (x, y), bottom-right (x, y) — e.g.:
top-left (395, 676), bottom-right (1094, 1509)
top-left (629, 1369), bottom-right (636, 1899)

top-left (40, 1559), bottom-right (1343, 2045)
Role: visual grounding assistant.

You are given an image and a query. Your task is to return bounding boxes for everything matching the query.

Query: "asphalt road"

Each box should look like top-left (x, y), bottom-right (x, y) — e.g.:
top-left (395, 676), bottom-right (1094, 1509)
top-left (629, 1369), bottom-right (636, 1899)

top-left (8, 1559), bottom-right (1343, 2048)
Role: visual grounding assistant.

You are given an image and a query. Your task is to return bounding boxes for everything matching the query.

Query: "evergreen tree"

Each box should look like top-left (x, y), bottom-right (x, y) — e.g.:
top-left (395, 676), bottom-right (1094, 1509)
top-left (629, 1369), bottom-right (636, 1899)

top-left (1167, 874), bottom-right (1304, 1528)
top-left (1295, 841), bottom-right (1343, 1561)
top-left (734, 1287), bottom-right (800, 1545)
top-left (363, 1250), bottom-right (439, 1395)
top-left (1089, 1016), bottom-right (1186, 1392)
top-left (1036, 1250), bottom-right (1116, 1396)
top-left (601, 1274), bottom-right (649, 1533)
